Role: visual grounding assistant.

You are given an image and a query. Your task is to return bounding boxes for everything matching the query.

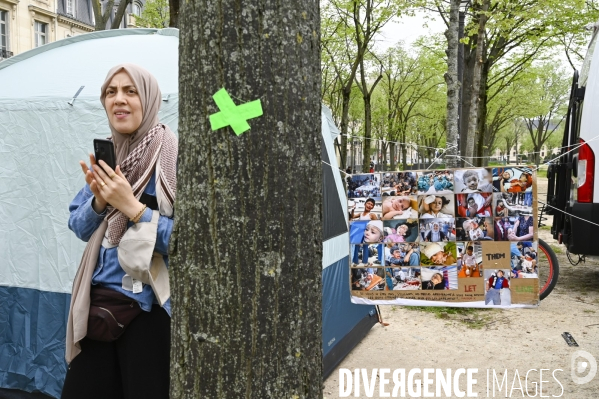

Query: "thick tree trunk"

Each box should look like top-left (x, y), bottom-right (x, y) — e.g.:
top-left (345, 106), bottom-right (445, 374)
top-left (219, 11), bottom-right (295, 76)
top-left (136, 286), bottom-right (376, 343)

top-left (444, 0), bottom-right (461, 169)
top-left (172, 1), bottom-right (322, 398)
top-left (465, 0), bottom-right (489, 166)
top-left (475, 78), bottom-right (488, 167)
top-left (389, 142), bottom-right (396, 170)
top-left (460, 42), bottom-right (474, 160)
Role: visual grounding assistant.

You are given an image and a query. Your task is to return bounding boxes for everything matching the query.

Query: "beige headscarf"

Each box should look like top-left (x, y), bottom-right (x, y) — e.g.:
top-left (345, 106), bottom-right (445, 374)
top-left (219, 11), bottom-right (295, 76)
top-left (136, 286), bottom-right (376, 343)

top-left (66, 64), bottom-right (177, 363)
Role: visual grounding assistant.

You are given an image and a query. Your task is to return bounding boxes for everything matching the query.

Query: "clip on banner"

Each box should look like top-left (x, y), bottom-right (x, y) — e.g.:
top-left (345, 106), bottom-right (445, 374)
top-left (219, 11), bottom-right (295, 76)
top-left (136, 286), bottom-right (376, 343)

top-left (562, 332), bottom-right (579, 347)
top-left (209, 88), bottom-right (263, 136)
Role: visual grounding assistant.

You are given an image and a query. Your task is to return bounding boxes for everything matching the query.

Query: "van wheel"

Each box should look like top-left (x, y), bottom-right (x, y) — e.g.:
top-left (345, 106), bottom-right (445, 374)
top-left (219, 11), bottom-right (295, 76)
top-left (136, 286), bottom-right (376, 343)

top-left (538, 239), bottom-right (559, 300)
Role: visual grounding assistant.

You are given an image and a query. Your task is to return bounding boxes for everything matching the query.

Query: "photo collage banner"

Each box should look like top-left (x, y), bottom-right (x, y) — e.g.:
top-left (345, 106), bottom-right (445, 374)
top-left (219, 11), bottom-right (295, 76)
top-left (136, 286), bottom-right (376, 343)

top-left (347, 167), bottom-right (539, 308)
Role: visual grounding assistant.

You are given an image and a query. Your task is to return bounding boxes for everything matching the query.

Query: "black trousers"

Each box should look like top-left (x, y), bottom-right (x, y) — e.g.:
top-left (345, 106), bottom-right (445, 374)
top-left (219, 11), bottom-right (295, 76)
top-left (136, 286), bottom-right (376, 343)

top-left (61, 305), bottom-right (170, 399)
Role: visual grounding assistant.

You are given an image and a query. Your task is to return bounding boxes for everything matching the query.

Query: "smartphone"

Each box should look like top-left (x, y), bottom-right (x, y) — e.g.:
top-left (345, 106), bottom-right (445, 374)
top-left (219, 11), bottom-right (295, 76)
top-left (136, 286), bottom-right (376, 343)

top-left (93, 139), bottom-right (116, 171)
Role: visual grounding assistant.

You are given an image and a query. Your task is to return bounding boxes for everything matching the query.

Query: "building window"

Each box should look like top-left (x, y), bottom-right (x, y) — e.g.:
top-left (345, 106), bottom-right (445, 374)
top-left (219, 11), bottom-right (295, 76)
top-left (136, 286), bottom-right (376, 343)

top-left (34, 21), bottom-right (47, 48)
top-left (133, 1), bottom-right (142, 16)
top-left (66, 0), bottom-right (75, 16)
top-left (0, 10), bottom-right (8, 54)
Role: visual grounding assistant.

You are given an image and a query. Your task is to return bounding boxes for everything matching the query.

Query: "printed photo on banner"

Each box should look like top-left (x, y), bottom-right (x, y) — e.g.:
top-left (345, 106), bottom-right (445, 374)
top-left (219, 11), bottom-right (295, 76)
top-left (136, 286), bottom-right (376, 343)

top-left (386, 267), bottom-right (422, 290)
top-left (416, 170), bottom-right (454, 195)
top-left (484, 269), bottom-right (512, 306)
top-left (348, 197), bottom-right (382, 220)
top-left (418, 194), bottom-right (455, 218)
top-left (419, 218), bottom-right (456, 242)
top-left (457, 242), bottom-right (483, 278)
top-left (421, 266), bottom-right (458, 290)
top-left (381, 172), bottom-right (417, 196)
top-left (381, 195), bottom-right (419, 219)
top-left (383, 219), bottom-right (419, 243)
top-left (493, 213), bottom-right (534, 242)
top-left (347, 173), bottom-right (382, 199)
top-left (351, 266), bottom-right (386, 291)
top-left (384, 243), bottom-right (420, 267)
top-left (351, 243), bottom-right (384, 268)
top-left (492, 167), bottom-right (534, 208)
top-left (455, 193), bottom-right (492, 218)
top-left (456, 217), bottom-right (494, 241)
top-left (510, 241), bottom-right (538, 278)
top-left (454, 168), bottom-right (494, 193)
top-left (349, 220), bottom-right (384, 244)
top-left (420, 241), bottom-right (457, 266)
top-left (492, 192), bottom-right (533, 217)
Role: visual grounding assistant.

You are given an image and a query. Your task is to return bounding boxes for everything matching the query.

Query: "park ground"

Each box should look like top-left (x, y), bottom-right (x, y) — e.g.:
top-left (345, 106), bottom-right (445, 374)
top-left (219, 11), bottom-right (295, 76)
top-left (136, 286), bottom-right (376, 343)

top-left (323, 170), bottom-right (599, 398)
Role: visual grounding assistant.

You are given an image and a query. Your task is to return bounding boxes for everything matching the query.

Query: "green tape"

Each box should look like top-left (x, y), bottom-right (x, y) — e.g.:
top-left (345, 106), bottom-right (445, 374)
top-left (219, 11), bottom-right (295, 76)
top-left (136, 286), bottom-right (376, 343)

top-left (209, 88), bottom-right (263, 135)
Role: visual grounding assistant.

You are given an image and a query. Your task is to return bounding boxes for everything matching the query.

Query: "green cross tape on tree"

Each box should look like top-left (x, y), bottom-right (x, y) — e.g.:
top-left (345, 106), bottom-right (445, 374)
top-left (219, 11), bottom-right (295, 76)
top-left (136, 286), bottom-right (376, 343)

top-left (209, 88), bottom-right (263, 135)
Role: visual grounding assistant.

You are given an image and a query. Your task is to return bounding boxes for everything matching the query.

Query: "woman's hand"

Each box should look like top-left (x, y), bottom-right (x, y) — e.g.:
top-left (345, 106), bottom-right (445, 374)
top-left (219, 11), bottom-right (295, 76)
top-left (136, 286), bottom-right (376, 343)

top-left (80, 154), bottom-right (108, 213)
top-left (92, 160), bottom-right (144, 220)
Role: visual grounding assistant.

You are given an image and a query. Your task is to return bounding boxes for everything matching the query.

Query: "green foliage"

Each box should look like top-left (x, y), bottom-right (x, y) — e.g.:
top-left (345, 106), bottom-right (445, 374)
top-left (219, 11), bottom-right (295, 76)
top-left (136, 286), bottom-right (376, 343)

top-left (135, 0), bottom-right (169, 29)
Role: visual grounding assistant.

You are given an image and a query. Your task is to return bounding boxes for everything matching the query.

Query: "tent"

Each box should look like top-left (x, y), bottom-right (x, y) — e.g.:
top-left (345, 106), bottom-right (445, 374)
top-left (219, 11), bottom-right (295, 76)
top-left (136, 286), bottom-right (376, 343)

top-left (0, 28), bottom-right (377, 398)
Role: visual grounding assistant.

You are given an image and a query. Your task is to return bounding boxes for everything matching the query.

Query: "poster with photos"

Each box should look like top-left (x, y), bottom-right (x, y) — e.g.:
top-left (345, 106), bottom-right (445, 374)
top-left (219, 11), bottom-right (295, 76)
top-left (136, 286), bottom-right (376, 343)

top-left (348, 167), bottom-right (539, 308)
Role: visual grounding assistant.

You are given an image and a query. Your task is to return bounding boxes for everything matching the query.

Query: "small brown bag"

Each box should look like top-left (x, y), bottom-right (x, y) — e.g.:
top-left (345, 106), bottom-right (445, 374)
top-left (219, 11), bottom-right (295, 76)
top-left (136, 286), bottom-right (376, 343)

top-left (87, 286), bottom-right (143, 342)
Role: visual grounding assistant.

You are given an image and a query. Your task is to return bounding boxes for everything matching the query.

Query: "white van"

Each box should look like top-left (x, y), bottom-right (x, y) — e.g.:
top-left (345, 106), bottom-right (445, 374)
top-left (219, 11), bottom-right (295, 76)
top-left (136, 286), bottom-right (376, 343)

top-left (547, 22), bottom-right (599, 255)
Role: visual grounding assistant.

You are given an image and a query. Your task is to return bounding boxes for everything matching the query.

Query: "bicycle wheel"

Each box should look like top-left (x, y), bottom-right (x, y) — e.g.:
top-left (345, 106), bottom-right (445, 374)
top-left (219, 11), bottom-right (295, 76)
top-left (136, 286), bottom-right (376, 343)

top-left (537, 239), bottom-right (559, 300)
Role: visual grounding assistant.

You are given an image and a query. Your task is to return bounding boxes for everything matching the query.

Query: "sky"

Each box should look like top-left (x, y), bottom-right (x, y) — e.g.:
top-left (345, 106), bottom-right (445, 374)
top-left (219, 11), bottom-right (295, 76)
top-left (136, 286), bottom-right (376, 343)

top-left (376, 12), bottom-right (445, 51)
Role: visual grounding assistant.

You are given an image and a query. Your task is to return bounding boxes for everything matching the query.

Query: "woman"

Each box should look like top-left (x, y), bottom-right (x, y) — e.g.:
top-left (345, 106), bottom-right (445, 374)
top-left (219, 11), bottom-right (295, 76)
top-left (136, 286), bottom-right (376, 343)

top-left (425, 222), bottom-right (447, 242)
top-left (508, 213), bottom-right (534, 241)
top-left (62, 64), bottom-right (177, 399)
top-left (420, 195), bottom-right (452, 218)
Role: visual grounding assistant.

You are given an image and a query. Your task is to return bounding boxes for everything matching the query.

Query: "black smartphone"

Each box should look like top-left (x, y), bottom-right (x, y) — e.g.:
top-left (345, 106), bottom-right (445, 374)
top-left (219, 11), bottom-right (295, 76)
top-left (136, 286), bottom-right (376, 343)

top-left (93, 139), bottom-right (116, 171)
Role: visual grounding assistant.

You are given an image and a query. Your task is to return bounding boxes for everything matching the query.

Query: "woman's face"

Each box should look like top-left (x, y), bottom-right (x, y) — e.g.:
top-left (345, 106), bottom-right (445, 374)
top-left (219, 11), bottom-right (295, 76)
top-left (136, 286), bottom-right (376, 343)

top-left (433, 224), bottom-right (440, 232)
top-left (519, 174), bottom-right (528, 183)
top-left (104, 71), bottom-right (143, 134)
top-left (431, 197), bottom-right (443, 212)
top-left (497, 271), bottom-right (504, 278)
top-left (502, 171), bottom-right (510, 179)
top-left (364, 225), bottom-right (382, 243)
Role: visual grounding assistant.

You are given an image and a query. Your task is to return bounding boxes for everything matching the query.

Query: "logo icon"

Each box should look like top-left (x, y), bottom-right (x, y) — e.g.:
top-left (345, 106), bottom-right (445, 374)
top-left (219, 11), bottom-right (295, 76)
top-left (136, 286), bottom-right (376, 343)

top-left (571, 350), bottom-right (597, 385)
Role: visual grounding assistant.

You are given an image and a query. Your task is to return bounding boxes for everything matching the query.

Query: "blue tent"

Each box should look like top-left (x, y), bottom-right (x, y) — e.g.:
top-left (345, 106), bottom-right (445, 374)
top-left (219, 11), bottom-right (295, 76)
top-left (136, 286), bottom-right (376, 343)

top-left (0, 28), bottom-right (376, 398)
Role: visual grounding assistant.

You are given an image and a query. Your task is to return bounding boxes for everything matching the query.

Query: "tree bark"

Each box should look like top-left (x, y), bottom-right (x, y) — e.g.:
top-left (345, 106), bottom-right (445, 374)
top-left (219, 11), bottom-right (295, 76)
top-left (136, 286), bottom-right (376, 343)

top-left (168, 0), bottom-right (179, 27)
top-left (110, 0), bottom-right (132, 30)
top-left (444, 0), bottom-right (461, 168)
top-left (172, 1), bottom-right (322, 398)
top-left (464, 0), bottom-right (490, 166)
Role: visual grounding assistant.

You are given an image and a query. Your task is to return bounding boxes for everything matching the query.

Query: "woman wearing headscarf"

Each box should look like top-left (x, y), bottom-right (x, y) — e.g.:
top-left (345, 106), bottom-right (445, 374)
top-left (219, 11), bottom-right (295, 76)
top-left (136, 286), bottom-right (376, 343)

top-left (425, 222), bottom-right (447, 242)
top-left (62, 64), bottom-right (177, 399)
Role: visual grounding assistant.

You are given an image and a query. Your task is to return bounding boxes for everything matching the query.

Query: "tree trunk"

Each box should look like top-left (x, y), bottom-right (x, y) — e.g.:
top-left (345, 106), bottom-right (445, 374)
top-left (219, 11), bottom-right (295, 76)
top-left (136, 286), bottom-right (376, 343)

top-left (460, 37), bottom-right (475, 159)
top-left (169, 0), bottom-right (179, 27)
top-left (110, 0), bottom-right (131, 29)
top-left (475, 82), bottom-right (488, 167)
top-left (362, 98), bottom-right (372, 172)
top-left (444, 0), bottom-right (461, 169)
top-left (173, 1), bottom-right (322, 398)
top-left (465, 0), bottom-right (490, 166)
top-left (390, 142), bottom-right (396, 170)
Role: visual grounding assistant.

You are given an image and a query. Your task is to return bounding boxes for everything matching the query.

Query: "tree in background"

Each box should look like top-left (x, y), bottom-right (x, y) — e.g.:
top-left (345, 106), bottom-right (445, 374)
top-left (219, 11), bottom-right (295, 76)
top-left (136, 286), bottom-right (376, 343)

top-left (135, 0), bottom-right (170, 28)
top-left (322, 0), bottom-right (404, 170)
top-left (172, 0), bottom-right (322, 397)
top-left (90, 0), bottom-right (131, 30)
